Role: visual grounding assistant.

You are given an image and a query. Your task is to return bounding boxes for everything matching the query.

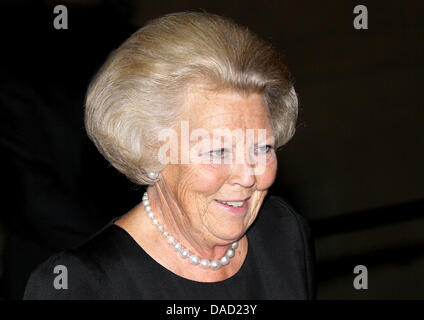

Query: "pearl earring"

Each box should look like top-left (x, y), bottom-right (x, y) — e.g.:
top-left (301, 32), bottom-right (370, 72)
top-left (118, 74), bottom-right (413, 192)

top-left (148, 172), bottom-right (158, 179)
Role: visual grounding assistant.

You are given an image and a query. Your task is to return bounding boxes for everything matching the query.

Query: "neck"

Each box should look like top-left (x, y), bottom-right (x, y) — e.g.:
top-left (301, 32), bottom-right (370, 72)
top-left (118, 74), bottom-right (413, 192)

top-left (115, 192), bottom-right (249, 282)
top-left (147, 186), bottom-right (233, 260)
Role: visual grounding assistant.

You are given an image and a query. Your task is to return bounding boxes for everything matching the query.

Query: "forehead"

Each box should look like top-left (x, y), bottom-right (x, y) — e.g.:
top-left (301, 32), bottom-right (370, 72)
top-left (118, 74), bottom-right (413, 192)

top-left (182, 88), bottom-right (273, 133)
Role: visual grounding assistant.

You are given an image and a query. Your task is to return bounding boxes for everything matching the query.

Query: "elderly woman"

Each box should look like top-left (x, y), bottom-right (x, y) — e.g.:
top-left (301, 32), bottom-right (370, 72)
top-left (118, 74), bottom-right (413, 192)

top-left (24, 12), bottom-right (315, 299)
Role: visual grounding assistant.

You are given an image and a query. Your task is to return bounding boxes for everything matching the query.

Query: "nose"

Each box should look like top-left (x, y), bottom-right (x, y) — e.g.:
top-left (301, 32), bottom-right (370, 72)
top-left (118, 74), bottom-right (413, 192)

top-left (229, 160), bottom-right (256, 188)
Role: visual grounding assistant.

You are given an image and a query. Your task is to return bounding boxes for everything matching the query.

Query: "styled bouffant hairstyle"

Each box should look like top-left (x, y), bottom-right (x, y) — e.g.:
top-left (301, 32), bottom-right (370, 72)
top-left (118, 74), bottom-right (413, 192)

top-left (85, 12), bottom-right (298, 185)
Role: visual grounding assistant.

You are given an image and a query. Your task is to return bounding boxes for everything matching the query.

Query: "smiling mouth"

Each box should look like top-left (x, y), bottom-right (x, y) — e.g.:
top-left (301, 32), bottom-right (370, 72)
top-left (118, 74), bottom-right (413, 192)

top-left (214, 197), bottom-right (251, 208)
top-left (215, 200), bottom-right (245, 207)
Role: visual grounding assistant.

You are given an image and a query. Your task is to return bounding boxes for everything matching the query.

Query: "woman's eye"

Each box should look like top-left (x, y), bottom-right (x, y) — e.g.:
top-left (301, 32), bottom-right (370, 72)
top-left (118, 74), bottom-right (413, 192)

top-left (256, 145), bottom-right (273, 154)
top-left (209, 148), bottom-right (227, 157)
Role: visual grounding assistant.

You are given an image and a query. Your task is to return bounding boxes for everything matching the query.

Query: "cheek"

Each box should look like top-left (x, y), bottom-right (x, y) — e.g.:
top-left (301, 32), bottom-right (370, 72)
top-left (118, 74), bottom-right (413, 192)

top-left (186, 164), bottom-right (231, 195)
top-left (256, 158), bottom-right (277, 190)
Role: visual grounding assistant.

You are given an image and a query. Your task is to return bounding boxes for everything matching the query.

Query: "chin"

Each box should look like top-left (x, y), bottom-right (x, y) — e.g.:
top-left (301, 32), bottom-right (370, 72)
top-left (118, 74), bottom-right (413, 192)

top-left (205, 209), bottom-right (254, 242)
top-left (212, 224), bottom-right (247, 243)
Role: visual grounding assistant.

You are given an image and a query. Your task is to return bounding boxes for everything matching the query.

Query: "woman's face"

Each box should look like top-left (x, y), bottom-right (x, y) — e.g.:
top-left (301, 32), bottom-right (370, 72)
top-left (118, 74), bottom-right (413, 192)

top-left (158, 89), bottom-right (277, 247)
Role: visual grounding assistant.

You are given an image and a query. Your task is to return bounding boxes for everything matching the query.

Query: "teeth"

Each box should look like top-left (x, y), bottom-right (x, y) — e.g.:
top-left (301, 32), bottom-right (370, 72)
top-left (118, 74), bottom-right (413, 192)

top-left (217, 200), bottom-right (244, 207)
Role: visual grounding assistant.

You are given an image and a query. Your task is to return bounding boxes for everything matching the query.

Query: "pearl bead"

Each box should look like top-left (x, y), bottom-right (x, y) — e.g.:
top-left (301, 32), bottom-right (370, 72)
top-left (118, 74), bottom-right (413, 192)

top-left (163, 231), bottom-right (168, 237)
top-left (148, 212), bottom-right (154, 219)
top-left (200, 259), bottom-right (210, 268)
top-left (152, 218), bottom-right (159, 225)
top-left (166, 235), bottom-right (174, 244)
top-left (157, 225), bottom-right (164, 231)
top-left (148, 172), bottom-right (158, 179)
top-left (210, 260), bottom-right (221, 270)
top-left (143, 200), bottom-right (149, 206)
top-left (181, 249), bottom-right (189, 258)
top-left (220, 255), bottom-right (230, 265)
top-left (189, 255), bottom-right (200, 265)
top-left (174, 242), bottom-right (181, 251)
top-left (226, 248), bottom-right (235, 258)
top-left (231, 242), bottom-right (239, 249)
top-left (145, 205), bottom-right (152, 212)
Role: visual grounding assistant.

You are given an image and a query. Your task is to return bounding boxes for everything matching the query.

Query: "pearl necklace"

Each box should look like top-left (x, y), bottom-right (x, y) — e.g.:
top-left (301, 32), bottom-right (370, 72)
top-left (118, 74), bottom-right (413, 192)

top-left (142, 192), bottom-right (238, 270)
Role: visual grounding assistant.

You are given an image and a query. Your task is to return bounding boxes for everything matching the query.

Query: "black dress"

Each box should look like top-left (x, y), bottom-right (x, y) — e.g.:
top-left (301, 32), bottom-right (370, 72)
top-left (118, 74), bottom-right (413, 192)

top-left (23, 196), bottom-right (316, 300)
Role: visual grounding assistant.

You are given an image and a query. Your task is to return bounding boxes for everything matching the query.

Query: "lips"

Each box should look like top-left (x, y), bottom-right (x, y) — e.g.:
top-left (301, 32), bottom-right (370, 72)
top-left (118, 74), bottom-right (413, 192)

top-left (213, 197), bottom-right (250, 214)
top-left (215, 200), bottom-right (245, 207)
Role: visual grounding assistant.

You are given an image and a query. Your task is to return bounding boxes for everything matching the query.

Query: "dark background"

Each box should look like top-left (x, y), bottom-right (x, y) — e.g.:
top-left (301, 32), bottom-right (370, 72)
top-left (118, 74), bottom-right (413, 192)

top-left (0, 0), bottom-right (423, 299)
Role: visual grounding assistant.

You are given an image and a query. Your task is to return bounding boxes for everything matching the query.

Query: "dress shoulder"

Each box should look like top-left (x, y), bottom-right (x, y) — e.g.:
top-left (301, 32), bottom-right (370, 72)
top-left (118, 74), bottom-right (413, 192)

top-left (254, 195), bottom-right (316, 299)
top-left (258, 196), bottom-right (312, 240)
top-left (24, 226), bottom-right (120, 300)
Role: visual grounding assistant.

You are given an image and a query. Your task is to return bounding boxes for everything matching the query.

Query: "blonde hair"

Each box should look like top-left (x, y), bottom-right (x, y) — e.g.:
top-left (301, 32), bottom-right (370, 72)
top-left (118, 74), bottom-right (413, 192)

top-left (85, 11), bottom-right (298, 185)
